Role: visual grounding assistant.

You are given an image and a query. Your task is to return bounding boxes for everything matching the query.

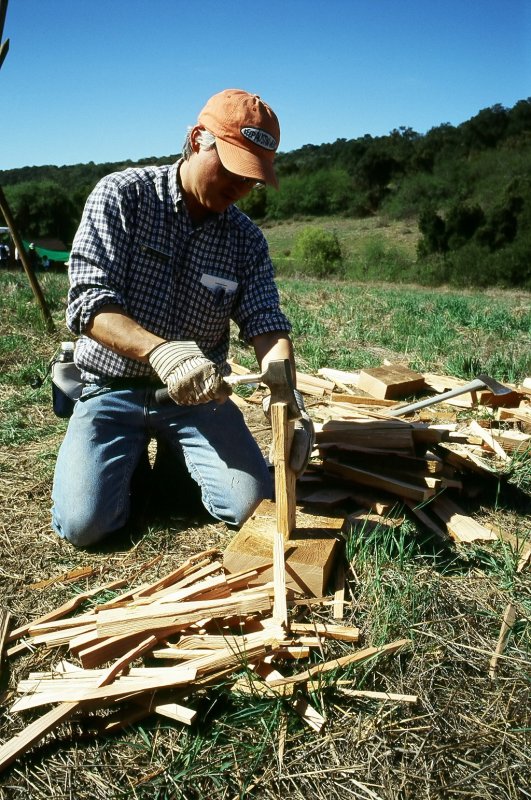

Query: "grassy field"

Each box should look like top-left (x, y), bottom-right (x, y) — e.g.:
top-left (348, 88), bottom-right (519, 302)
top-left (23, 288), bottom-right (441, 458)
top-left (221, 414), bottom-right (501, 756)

top-left (0, 265), bottom-right (530, 800)
top-left (262, 215), bottom-right (419, 280)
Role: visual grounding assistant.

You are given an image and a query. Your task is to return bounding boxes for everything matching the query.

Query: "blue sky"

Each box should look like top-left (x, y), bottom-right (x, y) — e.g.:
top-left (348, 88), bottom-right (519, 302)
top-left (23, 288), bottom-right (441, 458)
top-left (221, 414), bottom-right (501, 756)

top-left (1, 0), bottom-right (530, 169)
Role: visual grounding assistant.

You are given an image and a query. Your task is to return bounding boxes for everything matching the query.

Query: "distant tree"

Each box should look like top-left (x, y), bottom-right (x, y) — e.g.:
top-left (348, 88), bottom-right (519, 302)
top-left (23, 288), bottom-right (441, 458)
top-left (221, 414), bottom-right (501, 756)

top-left (445, 202), bottom-right (486, 250)
top-left (476, 195), bottom-right (523, 251)
top-left (4, 180), bottom-right (78, 243)
top-left (461, 104), bottom-right (509, 151)
top-left (417, 208), bottom-right (447, 255)
top-left (353, 148), bottom-right (400, 211)
top-left (506, 98), bottom-right (531, 141)
top-left (412, 122), bottom-right (460, 172)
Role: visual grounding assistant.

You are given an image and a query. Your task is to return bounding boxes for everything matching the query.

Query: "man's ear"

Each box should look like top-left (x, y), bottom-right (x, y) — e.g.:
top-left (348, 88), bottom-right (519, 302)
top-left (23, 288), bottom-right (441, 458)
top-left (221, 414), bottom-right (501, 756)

top-left (190, 125), bottom-right (205, 154)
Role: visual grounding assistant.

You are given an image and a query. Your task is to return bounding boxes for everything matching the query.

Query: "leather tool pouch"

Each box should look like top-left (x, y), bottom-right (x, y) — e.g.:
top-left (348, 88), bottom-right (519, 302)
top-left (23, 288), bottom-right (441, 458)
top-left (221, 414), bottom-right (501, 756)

top-left (51, 356), bottom-right (83, 418)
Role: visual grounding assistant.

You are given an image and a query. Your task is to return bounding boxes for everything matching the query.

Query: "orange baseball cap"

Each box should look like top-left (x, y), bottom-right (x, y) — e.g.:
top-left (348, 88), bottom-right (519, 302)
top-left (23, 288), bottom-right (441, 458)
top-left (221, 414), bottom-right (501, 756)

top-left (198, 89), bottom-right (280, 188)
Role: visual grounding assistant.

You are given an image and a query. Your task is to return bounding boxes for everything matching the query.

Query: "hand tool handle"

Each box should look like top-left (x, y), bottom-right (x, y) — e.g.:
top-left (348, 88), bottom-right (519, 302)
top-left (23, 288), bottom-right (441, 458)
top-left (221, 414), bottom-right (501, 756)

top-left (155, 387), bottom-right (170, 403)
top-left (387, 378), bottom-right (486, 416)
top-left (224, 371), bottom-right (264, 386)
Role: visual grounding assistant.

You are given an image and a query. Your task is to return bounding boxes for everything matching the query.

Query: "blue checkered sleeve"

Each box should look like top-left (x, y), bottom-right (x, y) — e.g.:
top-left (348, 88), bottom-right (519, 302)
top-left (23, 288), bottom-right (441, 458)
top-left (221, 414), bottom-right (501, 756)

top-left (66, 164), bottom-right (291, 382)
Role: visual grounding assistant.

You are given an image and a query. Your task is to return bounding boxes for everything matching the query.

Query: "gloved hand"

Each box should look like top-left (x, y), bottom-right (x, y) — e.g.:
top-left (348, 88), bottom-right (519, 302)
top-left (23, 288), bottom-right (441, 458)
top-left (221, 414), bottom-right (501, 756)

top-left (263, 388), bottom-right (315, 477)
top-left (149, 341), bottom-right (231, 405)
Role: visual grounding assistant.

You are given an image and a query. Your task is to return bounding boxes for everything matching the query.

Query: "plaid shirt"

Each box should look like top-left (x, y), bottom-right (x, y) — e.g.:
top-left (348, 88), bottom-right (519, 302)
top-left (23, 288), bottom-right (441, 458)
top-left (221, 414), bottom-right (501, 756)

top-left (67, 161), bottom-right (291, 383)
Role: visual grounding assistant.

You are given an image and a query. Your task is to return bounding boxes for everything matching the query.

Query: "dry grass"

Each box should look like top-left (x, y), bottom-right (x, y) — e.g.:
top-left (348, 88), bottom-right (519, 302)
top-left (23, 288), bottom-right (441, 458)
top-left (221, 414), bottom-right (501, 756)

top-left (1, 413), bottom-right (529, 799)
top-left (0, 271), bottom-right (529, 799)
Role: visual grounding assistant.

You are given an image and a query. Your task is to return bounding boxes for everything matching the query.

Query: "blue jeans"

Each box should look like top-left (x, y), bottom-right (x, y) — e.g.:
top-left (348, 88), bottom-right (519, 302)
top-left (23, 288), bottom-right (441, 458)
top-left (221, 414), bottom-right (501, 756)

top-left (51, 386), bottom-right (272, 547)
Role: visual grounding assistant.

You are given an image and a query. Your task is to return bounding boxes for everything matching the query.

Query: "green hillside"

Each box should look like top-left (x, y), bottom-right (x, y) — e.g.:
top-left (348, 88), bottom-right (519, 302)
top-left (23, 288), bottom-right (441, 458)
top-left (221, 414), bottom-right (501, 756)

top-left (1, 99), bottom-right (530, 288)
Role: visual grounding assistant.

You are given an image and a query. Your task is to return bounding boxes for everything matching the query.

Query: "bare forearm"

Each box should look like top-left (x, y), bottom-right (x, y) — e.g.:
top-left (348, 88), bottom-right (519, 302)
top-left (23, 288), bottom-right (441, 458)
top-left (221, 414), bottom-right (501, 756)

top-left (251, 331), bottom-right (297, 386)
top-left (86, 305), bottom-right (165, 363)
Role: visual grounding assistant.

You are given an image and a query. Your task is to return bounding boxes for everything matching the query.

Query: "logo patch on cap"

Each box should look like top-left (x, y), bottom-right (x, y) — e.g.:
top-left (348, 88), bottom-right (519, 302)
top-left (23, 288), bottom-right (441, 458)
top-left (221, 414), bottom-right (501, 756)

top-left (241, 127), bottom-right (277, 151)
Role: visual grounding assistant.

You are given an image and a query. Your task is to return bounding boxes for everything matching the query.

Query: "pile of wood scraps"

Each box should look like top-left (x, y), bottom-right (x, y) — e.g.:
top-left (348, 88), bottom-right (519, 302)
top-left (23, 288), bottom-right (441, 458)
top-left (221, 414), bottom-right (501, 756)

top-left (1, 361), bottom-right (529, 772)
top-left (230, 359), bottom-right (529, 558)
top-left (289, 363), bottom-right (530, 560)
top-left (0, 549), bottom-right (409, 772)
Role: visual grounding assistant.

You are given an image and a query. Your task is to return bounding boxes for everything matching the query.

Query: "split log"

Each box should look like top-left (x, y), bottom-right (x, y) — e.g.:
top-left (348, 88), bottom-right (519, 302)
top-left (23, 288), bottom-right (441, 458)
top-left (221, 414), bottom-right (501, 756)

top-left (317, 368), bottom-right (360, 387)
top-left (8, 577), bottom-right (129, 642)
top-left (336, 687), bottom-right (418, 703)
top-left (289, 622), bottom-right (360, 642)
top-left (468, 420), bottom-right (510, 462)
top-left (497, 407), bottom-right (531, 428)
top-left (295, 371), bottom-right (335, 396)
top-left (330, 393), bottom-right (398, 407)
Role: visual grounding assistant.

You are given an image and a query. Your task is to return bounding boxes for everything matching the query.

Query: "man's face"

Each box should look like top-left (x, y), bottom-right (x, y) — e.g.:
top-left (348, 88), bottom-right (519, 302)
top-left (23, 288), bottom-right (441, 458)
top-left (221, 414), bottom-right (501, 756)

top-left (183, 131), bottom-right (261, 217)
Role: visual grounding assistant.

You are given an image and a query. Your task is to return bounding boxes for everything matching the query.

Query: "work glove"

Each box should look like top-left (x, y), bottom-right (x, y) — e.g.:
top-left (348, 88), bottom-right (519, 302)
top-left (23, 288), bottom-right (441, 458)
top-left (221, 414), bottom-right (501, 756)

top-left (263, 388), bottom-right (315, 477)
top-left (149, 341), bottom-right (231, 405)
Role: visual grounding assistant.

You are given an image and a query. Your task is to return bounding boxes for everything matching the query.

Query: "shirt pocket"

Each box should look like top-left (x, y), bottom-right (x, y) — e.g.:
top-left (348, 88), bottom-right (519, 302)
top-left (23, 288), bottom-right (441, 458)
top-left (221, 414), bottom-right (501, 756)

top-left (200, 273), bottom-right (239, 309)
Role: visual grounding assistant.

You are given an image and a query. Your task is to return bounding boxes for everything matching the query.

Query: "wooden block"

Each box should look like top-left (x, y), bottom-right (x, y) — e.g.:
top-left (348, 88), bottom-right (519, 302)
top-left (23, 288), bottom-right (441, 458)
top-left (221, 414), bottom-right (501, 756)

top-left (295, 371), bottom-right (335, 395)
top-left (223, 500), bottom-right (343, 597)
top-left (227, 360), bottom-right (252, 375)
top-left (477, 389), bottom-right (522, 408)
top-left (423, 372), bottom-right (466, 393)
top-left (346, 510), bottom-right (405, 534)
top-left (358, 365), bottom-right (425, 400)
top-left (347, 489), bottom-right (397, 516)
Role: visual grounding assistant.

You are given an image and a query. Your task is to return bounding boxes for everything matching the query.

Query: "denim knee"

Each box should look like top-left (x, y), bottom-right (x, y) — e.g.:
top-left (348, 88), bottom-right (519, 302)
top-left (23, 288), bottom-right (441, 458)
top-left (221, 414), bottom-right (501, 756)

top-left (51, 503), bottom-right (129, 548)
top-left (204, 471), bottom-right (273, 527)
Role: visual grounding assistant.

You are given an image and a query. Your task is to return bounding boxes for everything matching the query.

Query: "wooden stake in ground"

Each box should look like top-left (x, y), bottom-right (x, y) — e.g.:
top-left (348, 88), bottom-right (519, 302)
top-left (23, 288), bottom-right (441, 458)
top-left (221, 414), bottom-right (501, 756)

top-left (225, 394), bottom-right (341, 594)
top-left (271, 401), bottom-right (296, 540)
top-left (271, 401), bottom-right (295, 625)
top-left (0, 182), bottom-right (55, 333)
top-left (224, 395), bottom-right (340, 596)
top-left (489, 603), bottom-right (516, 679)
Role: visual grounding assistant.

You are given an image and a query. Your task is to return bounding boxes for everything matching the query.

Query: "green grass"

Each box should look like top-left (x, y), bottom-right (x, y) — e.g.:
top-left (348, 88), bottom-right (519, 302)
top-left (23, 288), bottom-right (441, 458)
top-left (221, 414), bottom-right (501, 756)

top-left (273, 279), bottom-right (531, 382)
top-left (0, 265), bottom-right (530, 800)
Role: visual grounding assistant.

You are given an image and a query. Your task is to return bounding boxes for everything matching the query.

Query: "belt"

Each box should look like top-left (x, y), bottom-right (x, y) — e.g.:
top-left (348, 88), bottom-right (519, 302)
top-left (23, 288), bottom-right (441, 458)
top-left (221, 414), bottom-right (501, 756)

top-left (88, 377), bottom-right (165, 390)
